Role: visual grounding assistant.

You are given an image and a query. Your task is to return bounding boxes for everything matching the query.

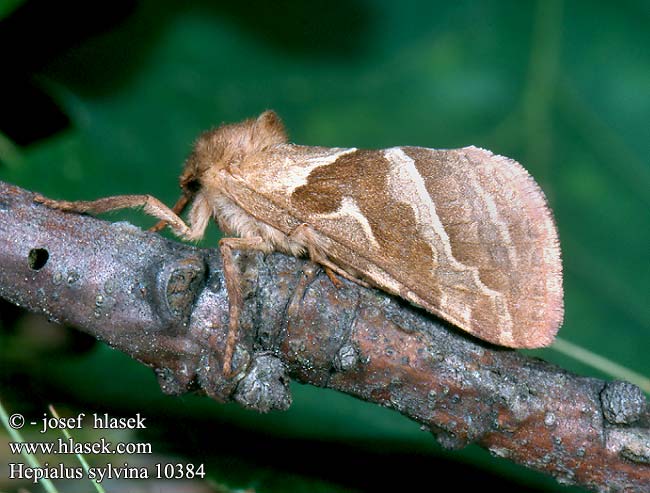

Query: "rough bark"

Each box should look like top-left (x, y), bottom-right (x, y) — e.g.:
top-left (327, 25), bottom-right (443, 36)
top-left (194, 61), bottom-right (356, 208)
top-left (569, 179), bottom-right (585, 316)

top-left (0, 181), bottom-right (648, 492)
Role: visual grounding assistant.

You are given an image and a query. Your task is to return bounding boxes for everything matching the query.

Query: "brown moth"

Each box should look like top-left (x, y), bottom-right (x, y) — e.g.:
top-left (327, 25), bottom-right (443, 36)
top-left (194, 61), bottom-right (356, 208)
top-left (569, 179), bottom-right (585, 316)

top-left (36, 111), bottom-right (563, 373)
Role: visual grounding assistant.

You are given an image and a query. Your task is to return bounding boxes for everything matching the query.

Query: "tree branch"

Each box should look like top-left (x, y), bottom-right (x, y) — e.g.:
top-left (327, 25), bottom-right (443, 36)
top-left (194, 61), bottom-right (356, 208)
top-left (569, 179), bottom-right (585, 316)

top-left (0, 180), bottom-right (648, 492)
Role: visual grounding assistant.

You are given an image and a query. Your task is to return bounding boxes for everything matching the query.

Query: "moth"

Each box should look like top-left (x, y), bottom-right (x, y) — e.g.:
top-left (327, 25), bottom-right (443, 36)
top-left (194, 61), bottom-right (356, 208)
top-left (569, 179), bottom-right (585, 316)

top-left (36, 111), bottom-right (563, 374)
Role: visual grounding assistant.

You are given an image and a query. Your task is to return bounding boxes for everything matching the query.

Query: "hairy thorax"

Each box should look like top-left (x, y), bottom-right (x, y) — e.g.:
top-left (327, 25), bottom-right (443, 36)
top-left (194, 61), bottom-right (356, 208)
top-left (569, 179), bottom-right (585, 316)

top-left (196, 183), bottom-right (307, 257)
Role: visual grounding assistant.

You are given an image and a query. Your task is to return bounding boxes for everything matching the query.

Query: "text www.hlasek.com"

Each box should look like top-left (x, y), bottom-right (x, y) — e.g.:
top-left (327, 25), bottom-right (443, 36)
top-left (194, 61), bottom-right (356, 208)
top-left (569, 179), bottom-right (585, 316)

top-left (9, 437), bottom-right (152, 455)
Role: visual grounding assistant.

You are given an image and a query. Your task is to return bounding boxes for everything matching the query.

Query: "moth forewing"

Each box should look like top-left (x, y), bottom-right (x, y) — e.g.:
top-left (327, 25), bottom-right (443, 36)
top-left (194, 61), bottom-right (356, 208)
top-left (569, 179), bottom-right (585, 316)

top-left (228, 141), bottom-right (563, 349)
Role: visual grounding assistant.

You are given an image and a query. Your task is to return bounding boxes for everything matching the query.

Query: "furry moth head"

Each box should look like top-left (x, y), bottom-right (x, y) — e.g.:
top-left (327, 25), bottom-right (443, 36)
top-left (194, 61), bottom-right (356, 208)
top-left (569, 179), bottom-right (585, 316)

top-left (180, 111), bottom-right (288, 195)
top-left (174, 111), bottom-right (563, 348)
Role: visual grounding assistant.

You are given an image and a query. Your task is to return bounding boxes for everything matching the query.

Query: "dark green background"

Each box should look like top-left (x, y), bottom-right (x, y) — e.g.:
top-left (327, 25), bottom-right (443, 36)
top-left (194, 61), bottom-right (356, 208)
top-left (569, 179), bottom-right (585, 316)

top-left (1, 1), bottom-right (648, 492)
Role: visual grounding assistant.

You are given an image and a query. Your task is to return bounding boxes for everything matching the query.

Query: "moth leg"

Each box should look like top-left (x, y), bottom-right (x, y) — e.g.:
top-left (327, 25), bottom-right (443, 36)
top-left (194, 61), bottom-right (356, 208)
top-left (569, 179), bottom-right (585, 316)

top-left (289, 223), bottom-right (371, 289)
top-left (149, 194), bottom-right (190, 233)
top-left (324, 268), bottom-right (344, 289)
top-left (34, 193), bottom-right (194, 240)
top-left (218, 236), bottom-right (266, 377)
top-left (285, 263), bottom-right (321, 320)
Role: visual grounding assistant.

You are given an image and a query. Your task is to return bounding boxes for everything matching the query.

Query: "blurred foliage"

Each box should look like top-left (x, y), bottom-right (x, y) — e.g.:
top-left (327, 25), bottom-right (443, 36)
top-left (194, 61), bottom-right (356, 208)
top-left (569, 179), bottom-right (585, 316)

top-left (0, 0), bottom-right (24, 20)
top-left (1, 0), bottom-right (648, 492)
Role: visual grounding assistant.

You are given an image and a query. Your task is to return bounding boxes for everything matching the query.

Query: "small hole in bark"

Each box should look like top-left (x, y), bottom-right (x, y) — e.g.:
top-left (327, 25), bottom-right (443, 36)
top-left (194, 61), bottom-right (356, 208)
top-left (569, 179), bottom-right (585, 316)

top-left (28, 248), bottom-right (49, 270)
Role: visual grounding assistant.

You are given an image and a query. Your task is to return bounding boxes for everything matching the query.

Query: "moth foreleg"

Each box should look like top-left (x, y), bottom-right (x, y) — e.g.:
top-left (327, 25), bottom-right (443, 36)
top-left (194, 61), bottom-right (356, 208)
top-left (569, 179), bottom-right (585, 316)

top-left (289, 223), bottom-right (371, 289)
top-left (149, 194), bottom-right (191, 233)
top-left (34, 193), bottom-right (194, 240)
top-left (218, 236), bottom-right (266, 377)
